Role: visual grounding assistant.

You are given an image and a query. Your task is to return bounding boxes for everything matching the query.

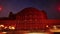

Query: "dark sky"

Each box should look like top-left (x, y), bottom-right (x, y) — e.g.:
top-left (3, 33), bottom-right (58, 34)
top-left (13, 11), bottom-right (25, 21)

top-left (0, 0), bottom-right (60, 19)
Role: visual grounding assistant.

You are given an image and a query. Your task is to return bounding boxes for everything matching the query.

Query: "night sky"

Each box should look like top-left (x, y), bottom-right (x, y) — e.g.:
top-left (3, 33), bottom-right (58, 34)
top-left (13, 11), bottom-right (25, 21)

top-left (0, 0), bottom-right (60, 19)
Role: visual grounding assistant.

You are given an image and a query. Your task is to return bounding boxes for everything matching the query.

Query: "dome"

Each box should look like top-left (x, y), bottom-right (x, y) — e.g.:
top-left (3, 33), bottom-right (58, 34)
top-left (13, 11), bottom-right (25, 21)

top-left (17, 7), bottom-right (41, 15)
top-left (16, 7), bottom-right (47, 19)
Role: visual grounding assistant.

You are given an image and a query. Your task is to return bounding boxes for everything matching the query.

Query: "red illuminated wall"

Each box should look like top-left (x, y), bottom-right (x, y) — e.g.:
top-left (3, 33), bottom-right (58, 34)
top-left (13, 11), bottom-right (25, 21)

top-left (15, 7), bottom-right (60, 30)
top-left (0, 7), bottom-right (60, 30)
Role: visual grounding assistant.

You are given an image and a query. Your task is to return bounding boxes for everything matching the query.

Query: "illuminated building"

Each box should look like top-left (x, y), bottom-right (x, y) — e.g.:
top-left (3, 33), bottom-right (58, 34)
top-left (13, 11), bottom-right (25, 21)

top-left (0, 7), bottom-right (60, 31)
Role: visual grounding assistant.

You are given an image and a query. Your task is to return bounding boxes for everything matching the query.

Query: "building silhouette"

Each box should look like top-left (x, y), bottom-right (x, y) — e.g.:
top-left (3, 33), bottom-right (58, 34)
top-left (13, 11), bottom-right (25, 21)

top-left (0, 7), bottom-right (60, 30)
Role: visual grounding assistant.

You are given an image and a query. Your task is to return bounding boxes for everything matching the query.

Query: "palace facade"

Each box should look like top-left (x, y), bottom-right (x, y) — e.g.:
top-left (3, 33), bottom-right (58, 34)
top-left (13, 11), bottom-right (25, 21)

top-left (0, 7), bottom-right (60, 30)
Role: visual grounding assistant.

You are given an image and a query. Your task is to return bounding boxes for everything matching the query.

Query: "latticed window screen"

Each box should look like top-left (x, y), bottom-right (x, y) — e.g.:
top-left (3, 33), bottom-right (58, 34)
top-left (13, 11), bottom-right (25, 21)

top-left (16, 13), bottom-right (45, 30)
top-left (16, 8), bottom-right (47, 30)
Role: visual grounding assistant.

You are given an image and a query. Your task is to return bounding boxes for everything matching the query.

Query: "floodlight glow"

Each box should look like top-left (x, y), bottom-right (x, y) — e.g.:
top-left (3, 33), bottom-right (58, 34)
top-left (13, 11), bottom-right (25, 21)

top-left (25, 32), bottom-right (49, 34)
